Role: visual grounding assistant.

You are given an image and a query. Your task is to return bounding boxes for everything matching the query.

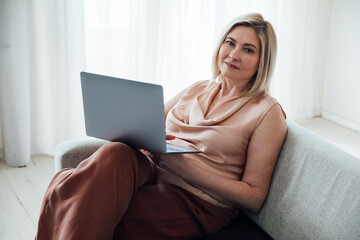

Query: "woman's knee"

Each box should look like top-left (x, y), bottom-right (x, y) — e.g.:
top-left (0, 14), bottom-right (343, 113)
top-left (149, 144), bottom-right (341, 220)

top-left (95, 142), bottom-right (135, 166)
top-left (92, 142), bottom-right (153, 183)
top-left (101, 142), bottom-right (133, 155)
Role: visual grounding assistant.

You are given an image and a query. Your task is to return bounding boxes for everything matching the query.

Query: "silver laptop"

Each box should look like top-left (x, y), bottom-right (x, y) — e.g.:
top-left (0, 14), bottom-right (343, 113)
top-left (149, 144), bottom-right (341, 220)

top-left (80, 72), bottom-right (201, 154)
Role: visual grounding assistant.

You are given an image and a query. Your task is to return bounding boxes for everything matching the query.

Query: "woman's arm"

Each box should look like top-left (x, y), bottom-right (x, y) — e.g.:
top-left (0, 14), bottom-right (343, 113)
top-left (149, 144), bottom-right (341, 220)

top-left (156, 104), bottom-right (287, 212)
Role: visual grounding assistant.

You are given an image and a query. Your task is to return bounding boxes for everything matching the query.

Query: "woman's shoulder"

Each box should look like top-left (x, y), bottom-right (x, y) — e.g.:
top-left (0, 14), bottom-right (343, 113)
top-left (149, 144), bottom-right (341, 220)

top-left (260, 93), bottom-right (286, 119)
top-left (258, 92), bottom-right (277, 103)
top-left (183, 80), bottom-right (216, 95)
top-left (251, 93), bottom-right (286, 119)
top-left (190, 80), bottom-right (213, 89)
top-left (189, 80), bottom-right (219, 90)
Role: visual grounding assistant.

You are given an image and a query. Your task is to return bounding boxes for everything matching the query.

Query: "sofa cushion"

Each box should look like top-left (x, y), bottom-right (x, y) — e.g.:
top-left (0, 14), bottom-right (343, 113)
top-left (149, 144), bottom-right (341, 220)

top-left (246, 121), bottom-right (360, 239)
top-left (200, 211), bottom-right (272, 240)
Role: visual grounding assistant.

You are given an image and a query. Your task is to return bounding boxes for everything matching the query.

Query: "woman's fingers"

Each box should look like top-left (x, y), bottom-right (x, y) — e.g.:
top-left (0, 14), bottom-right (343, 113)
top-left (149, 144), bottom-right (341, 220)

top-left (166, 134), bottom-right (176, 140)
top-left (140, 149), bottom-right (156, 160)
top-left (140, 134), bottom-right (175, 160)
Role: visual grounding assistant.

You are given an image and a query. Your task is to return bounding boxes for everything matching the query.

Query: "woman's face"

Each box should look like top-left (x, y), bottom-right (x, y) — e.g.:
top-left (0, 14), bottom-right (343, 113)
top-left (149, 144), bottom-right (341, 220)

top-left (217, 26), bottom-right (260, 86)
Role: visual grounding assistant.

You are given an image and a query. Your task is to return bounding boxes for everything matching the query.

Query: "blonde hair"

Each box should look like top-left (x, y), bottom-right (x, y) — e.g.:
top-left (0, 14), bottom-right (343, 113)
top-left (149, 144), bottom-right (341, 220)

top-left (211, 13), bottom-right (277, 100)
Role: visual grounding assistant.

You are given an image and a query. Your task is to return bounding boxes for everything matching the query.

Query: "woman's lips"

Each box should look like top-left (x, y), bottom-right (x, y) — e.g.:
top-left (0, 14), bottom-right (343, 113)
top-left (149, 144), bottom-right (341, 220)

top-left (225, 62), bottom-right (239, 69)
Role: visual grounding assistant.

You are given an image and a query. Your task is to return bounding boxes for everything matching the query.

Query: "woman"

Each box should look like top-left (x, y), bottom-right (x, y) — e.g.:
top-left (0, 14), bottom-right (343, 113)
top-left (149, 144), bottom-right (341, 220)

top-left (36, 13), bottom-right (287, 240)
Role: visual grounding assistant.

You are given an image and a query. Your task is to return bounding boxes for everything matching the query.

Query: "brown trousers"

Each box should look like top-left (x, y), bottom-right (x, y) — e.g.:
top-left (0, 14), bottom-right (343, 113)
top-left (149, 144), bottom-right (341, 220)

top-left (35, 142), bottom-right (236, 240)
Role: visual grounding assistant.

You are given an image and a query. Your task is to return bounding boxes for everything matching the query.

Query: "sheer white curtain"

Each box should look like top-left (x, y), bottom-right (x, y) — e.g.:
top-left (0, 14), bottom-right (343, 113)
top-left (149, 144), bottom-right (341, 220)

top-left (84, 0), bottom-right (332, 110)
top-left (0, 0), bottom-right (332, 166)
top-left (84, 0), bottom-right (282, 100)
top-left (0, 0), bottom-right (86, 166)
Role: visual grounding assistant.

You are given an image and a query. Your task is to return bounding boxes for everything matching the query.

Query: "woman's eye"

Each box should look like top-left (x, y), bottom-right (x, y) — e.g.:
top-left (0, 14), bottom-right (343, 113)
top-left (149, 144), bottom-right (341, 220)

top-left (226, 41), bottom-right (235, 46)
top-left (244, 48), bottom-right (254, 53)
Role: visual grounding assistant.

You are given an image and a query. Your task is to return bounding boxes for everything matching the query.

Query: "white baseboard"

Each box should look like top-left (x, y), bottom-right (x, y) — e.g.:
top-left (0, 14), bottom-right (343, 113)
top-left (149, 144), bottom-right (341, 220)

top-left (322, 110), bottom-right (360, 133)
top-left (312, 108), bottom-right (322, 118)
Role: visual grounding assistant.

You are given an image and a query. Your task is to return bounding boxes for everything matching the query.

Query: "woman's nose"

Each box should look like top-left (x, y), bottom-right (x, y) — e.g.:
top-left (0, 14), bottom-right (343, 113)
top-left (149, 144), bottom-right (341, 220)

top-left (228, 49), bottom-right (241, 61)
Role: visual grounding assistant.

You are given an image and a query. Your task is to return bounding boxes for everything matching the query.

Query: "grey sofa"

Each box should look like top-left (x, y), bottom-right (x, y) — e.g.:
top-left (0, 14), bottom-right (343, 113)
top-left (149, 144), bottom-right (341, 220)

top-left (54, 121), bottom-right (360, 239)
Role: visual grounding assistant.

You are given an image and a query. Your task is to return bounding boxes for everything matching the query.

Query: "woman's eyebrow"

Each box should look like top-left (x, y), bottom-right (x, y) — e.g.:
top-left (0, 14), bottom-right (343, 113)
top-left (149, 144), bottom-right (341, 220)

top-left (226, 37), bottom-right (236, 42)
top-left (244, 43), bottom-right (258, 50)
top-left (226, 37), bottom-right (258, 50)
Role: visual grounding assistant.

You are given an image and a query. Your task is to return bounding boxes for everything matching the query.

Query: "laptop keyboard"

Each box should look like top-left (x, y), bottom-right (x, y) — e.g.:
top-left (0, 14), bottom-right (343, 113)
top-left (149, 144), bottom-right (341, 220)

top-left (166, 144), bottom-right (186, 152)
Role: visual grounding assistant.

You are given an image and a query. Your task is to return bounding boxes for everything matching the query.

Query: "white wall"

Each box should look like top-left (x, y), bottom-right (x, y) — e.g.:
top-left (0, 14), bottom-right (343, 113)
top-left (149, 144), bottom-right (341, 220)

top-left (0, 114), bottom-right (2, 160)
top-left (323, 0), bottom-right (360, 132)
top-left (268, 0), bottom-right (333, 120)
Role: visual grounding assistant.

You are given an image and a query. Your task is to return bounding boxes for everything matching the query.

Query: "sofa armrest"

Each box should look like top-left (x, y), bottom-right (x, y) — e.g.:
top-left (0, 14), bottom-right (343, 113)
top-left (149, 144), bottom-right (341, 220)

top-left (54, 138), bottom-right (108, 172)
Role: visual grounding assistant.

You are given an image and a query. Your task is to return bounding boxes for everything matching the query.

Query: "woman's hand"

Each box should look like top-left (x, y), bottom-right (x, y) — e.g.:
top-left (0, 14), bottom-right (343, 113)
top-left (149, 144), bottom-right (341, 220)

top-left (140, 134), bottom-right (175, 156)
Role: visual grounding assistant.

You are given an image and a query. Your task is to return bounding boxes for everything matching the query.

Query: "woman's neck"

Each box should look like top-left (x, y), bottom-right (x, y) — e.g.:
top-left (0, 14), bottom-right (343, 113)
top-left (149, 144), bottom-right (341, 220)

top-left (219, 78), bottom-right (247, 97)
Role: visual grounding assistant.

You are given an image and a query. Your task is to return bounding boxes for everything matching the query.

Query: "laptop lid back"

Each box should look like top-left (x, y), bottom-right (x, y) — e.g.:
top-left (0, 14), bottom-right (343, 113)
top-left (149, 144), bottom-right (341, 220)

top-left (80, 72), bottom-right (167, 153)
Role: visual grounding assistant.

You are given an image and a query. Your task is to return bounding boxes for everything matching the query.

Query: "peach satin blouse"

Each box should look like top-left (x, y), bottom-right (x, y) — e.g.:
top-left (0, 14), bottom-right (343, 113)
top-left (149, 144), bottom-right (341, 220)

top-left (158, 80), bottom-right (284, 209)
